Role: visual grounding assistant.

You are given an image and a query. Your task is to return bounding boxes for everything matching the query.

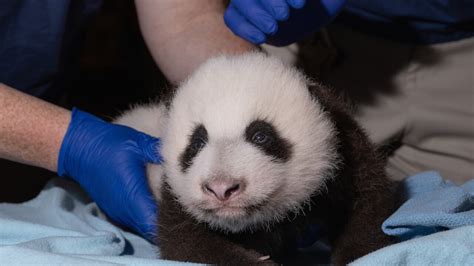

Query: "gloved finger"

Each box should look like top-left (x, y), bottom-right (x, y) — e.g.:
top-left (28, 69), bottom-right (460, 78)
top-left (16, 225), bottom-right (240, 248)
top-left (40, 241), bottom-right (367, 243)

top-left (230, 0), bottom-right (278, 34)
top-left (137, 133), bottom-right (163, 164)
top-left (123, 174), bottom-right (158, 239)
top-left (224, 5), bottom-right (266, 44)
top-left (259, 0), bottom-right (290, 21)
top-left (129, 188), bottom-right (159, 241)
top-left (286, 0), bottom-right (306, 9)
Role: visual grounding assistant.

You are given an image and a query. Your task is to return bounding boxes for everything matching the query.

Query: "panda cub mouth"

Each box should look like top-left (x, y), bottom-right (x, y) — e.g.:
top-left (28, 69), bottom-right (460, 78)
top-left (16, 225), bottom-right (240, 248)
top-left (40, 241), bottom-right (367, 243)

top-left (201, 205), bottom-right (249, 219)
top-left (205, 200), bottom-right (267, 214)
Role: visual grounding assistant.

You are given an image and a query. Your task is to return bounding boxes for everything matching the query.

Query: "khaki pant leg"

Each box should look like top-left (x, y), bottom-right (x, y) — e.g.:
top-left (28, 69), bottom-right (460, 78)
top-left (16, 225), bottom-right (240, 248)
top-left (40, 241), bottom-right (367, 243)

top-left (318, 26), bottom-right (474, 184)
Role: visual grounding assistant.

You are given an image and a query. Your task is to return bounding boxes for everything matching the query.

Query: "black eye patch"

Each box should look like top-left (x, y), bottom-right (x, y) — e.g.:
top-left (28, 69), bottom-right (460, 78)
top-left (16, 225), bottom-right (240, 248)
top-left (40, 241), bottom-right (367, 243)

top-left (179, 124), bottom-right (208, 172)
top-left (244, 120), bottom-right (292, 163)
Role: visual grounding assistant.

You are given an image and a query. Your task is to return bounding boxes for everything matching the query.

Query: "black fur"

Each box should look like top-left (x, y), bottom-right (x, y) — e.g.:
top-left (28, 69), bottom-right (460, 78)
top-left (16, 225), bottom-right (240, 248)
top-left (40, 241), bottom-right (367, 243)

top-left (245, 120), bottom-right (293, 163)
top-left (157, 84), bottom-right (399, 265)
top-left (179, 124), bottom-right (208, 172)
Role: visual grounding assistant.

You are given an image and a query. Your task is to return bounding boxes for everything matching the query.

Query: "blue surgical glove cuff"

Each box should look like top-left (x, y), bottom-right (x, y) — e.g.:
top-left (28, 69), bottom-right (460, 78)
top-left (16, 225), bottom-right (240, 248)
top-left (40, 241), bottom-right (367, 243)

top-left (58, 108), bottom-right (101, 177)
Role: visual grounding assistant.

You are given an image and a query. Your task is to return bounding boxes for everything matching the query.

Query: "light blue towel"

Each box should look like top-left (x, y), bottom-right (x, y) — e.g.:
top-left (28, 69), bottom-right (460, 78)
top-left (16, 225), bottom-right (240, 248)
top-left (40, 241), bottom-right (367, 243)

top-left (0, 178), bottom-right (191, 265)
top-left (350, 172), bottom-right (474, 265)
top-left (352, 225), bottom-right (474, 265)
top-left (2, 173), bottom-right (473, 265)
top-left (382, 171), bottom-right (474, 240)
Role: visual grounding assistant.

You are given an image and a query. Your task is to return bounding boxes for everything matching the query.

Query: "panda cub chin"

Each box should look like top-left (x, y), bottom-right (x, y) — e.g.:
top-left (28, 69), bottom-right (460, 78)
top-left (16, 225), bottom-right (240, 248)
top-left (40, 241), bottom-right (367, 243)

top-left (115, 53), bottom-right (397, 265)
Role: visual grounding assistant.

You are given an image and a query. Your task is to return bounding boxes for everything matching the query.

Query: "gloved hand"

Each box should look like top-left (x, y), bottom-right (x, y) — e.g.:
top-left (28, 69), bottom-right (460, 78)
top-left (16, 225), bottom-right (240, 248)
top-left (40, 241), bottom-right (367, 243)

top-left (58, 108), bottom-right (162, 241)
top-left (224, 0), bottom-right (347, 46)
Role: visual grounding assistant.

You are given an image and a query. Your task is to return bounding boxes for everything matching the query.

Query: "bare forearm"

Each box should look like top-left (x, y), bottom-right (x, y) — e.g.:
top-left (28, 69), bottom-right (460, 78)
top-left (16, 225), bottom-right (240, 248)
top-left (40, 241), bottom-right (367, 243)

top-left (0, 84), bottom-right (70, 172)
top-left (135, 0), bottom-right (254, 84)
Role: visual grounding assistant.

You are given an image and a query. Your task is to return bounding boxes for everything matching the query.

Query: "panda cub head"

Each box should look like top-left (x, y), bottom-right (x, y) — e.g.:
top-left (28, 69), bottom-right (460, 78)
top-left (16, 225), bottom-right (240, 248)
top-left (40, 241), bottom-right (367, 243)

top-left (161, 53), bottom-right (338, 233)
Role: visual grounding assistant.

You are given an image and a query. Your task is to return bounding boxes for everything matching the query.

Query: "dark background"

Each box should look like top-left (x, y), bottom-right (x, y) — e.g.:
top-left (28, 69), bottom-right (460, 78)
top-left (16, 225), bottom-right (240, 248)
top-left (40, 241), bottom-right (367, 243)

top-left (0, 0), bottom-right (169, 203)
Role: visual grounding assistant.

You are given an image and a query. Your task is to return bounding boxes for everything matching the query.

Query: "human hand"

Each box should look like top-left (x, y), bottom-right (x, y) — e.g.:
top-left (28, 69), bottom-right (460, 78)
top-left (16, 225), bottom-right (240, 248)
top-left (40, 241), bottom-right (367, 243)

top-left (224, 0), bottom-right (346, 46)
top-left (57, 108), bottom-right (162, 240)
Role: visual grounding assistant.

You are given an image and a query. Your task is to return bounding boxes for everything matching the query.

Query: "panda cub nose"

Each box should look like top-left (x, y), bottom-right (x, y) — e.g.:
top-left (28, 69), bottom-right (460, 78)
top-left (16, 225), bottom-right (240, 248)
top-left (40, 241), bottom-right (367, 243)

top-left (203, 178), bottom-right (243, 201)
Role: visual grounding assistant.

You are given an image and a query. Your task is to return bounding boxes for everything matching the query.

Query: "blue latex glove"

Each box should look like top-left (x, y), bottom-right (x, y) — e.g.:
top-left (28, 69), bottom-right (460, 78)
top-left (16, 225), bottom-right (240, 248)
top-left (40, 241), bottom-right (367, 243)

top-left (58, 108), bottom-right (162, 241)
top-left (224, 0), bottom-right (347, 46)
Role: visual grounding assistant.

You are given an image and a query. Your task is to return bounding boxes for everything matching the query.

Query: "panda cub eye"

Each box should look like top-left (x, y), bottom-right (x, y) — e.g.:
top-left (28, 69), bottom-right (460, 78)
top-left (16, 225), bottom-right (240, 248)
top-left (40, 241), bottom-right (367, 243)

top-left (251, 131), bottom-right (271, 145)
top-left (191, 137), bottom-right (206, 152)
top-left (245, 120), bottom-right (292, 162)
top-left (179, 124), bottom-right (208, 172)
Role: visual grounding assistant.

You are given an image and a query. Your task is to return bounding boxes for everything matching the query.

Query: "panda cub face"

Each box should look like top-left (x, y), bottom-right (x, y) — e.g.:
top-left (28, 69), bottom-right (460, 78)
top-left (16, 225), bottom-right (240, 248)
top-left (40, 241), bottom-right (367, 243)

top-left (161, 53), bottom-right (338, 233)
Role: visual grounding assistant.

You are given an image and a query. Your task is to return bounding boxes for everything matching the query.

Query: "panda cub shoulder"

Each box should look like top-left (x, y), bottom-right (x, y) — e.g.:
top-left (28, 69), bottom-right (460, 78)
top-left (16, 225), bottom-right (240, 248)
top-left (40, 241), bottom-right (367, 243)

top-left (115, 53), bottom-right (397, 265)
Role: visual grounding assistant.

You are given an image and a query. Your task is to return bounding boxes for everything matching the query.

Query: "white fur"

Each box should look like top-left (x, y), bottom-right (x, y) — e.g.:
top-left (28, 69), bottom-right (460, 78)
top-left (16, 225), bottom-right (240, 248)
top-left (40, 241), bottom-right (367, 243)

top-left (116, 53), bottom-right (338, 233)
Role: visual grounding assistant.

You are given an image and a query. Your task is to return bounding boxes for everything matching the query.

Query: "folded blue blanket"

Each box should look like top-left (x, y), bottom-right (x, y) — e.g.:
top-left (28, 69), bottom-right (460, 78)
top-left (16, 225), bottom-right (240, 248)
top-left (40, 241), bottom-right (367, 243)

top-left (0, 178), bottom-right (190, 265)
top-left (352, 225), bottom-right (474, 265)
top-left (383, 171), bottom-right (474, 240)
top-left (351, 172), bottom-right (474, 265)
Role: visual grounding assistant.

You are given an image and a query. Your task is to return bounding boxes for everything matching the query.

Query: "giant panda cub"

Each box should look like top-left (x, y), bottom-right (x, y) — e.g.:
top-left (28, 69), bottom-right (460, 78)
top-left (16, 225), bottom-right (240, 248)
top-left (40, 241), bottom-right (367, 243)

top-left (115, 53), bottom-right (397, 264)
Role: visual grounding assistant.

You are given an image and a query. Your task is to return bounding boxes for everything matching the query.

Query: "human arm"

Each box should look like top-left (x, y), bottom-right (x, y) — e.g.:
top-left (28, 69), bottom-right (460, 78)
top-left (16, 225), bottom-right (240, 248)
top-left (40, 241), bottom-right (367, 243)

top-left (134, 0), bottom-right (255, 85)
top-left (0, 83), bottom-right (70, 171)
top-left (0, 83), bottom-right (161, 239)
